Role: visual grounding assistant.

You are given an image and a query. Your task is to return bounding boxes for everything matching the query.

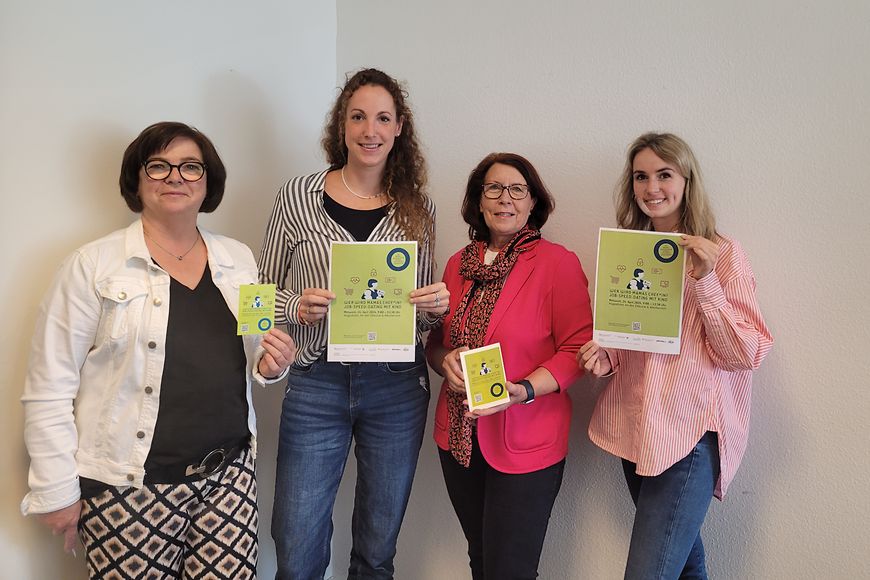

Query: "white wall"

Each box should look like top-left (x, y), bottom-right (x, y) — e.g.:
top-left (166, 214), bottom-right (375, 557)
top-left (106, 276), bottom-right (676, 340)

top-left (331, 1), bottom-right (870, 578)
top-left (0, 2), bottom-right (335, 578)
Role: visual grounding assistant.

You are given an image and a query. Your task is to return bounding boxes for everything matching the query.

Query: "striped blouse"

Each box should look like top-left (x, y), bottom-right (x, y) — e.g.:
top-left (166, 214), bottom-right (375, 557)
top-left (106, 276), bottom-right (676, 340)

top-left (588, 234), bottom-right (773, 499)
top-left (258, 170), bottom-right (439, 366)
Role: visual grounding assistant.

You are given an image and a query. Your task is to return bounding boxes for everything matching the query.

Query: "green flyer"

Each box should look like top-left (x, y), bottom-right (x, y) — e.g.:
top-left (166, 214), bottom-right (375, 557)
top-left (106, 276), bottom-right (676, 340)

top-left (327, 241), bottom-right (418, 362)
top-left (237, 283), bottom-right (276, 335)
top-left (459, 343), bottom-right (510, 411)
top-left (593, 228), bottom-right (686, 354)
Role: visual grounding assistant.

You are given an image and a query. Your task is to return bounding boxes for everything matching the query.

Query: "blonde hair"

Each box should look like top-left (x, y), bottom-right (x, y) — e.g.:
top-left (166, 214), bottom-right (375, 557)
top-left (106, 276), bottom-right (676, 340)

top-left (615, 132), bottom-right (717, 240)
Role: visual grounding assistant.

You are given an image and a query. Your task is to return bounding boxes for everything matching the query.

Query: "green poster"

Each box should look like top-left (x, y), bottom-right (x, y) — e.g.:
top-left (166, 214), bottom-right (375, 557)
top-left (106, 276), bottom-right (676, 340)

top-left (328, 241), bottom-right (418, 362)
top-left (237, 283), bottom-right (276, 335)
top-left (459, 343), bottom-right (510, 411)
top-left (593, 228), bottom-right (686, 354)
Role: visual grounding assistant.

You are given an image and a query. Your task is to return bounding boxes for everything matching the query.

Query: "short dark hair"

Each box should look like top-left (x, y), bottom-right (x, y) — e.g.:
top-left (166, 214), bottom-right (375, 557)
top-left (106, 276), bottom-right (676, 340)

top-left (119, 121), bottom-right (226, 213)
top-left (460, 152), bottom-right (555, 242)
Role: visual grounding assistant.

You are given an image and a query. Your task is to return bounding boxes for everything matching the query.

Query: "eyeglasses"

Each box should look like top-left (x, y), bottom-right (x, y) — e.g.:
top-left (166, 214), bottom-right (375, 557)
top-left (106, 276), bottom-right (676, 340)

top-left (482, 182), bottom-right (530, 200)
top-left (144, 159), bottom-right (206, 182)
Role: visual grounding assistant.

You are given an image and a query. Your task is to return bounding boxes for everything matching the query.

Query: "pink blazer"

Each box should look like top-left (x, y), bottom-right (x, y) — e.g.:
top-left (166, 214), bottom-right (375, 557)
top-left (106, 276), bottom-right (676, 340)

top-left (428, 238), bottom-right (593, 473)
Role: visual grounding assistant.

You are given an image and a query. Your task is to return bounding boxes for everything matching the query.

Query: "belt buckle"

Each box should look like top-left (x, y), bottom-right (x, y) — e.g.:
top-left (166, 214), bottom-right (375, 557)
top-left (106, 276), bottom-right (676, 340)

top-left (184, 448), bottom-right (227, 478)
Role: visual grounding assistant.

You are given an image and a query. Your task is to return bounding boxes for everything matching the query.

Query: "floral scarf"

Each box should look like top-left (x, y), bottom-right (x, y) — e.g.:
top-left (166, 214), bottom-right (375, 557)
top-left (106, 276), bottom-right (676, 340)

top-left (447, 226), bottom-right (541, 466)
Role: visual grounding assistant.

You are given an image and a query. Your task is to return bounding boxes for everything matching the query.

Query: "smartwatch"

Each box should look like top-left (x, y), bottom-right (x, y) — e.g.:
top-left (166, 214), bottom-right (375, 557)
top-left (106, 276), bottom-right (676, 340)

top-left (518, 379), bottom-right (535, 404)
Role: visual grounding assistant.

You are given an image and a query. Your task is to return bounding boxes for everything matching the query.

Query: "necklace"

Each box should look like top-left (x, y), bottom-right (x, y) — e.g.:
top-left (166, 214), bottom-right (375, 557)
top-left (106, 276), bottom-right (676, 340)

top-left (341, 167), bottom-right (383, 200)
top-left (144, 229), bottom-right (200, 261)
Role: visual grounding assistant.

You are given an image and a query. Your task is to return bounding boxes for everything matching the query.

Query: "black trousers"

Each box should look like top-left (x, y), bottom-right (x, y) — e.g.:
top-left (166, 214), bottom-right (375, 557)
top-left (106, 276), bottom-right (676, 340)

top-left (439, 434), bottom-right (565, 580)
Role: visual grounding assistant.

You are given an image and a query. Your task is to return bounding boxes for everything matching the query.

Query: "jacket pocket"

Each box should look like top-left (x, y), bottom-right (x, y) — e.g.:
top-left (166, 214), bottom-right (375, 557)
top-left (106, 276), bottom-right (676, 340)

top-left (96, 278), bottom-right (148, 342)
top-left (502, 405), bottom-right (560, 454)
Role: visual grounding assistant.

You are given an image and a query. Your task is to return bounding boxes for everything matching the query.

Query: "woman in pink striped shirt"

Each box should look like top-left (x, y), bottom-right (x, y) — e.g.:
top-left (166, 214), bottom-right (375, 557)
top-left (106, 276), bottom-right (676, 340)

top-left (579, 133), bottom-right (773, 579)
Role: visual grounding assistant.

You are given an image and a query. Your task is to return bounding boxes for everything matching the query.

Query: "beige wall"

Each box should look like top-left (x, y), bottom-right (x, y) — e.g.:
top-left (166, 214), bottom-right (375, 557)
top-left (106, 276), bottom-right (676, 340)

top-left (0, 1), bottom-right (335, 578)
top-left (330, 1), bottom-right (870, 578)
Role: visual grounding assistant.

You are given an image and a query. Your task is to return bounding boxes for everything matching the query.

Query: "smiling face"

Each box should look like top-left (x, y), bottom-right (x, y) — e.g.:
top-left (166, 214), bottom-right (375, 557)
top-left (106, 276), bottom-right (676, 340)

top-left (137, 137), bottom-right (207, 221)
top-left (343, 84), bottom-right (403, 172)
top-left (479, 163), bottom-right (536, 250)
top-left (632, 147), bottom-right (687, 232)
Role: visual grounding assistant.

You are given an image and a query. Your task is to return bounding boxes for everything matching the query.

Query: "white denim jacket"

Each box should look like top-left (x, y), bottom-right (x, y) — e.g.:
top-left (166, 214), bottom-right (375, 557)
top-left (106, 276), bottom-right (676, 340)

top-left (21, 220), bottom-right (284, 515)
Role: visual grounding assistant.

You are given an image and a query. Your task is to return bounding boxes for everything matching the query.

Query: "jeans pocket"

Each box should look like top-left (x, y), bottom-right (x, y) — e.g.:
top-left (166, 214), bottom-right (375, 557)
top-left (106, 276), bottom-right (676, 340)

top-left (377, 344), bottom-right (426, 375)
top-left (285, 361), bottom-right (318, 394)
top-left (379, 360), bottom-right (426, 374)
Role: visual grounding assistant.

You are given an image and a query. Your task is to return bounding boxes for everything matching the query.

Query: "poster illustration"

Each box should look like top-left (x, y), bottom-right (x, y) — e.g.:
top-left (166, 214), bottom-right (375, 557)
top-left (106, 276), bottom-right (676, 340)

top-left (328, 241), bottom-right (418, 362)
top-left (459, 343), bottom-right (510, 411)
top-left (237, 283), bottom-right (276, 335)
top-left (593, 228), bottom-right (686, 354)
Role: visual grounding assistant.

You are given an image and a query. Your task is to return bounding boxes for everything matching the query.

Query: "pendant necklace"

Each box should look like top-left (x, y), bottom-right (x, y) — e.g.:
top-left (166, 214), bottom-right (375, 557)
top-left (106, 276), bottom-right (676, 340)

top-left (144, 229), bottom-right (200, 261)
top-left (341, 167), bottom-right (383, 200)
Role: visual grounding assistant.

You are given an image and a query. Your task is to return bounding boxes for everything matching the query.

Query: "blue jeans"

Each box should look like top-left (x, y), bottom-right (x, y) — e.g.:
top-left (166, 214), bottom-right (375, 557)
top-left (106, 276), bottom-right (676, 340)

top-left (622, 432), bottom-right (720, 580)
top-left (271, 347), bottom-right (430, 580)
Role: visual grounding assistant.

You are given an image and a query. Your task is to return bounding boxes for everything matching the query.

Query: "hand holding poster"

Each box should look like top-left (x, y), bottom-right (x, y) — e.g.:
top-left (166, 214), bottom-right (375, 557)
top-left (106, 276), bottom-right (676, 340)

top-left (328, 241), bottom-right (418, 362)
top-left (593, 228), bottom-right (686, 354)
top-left (459, 343), bottom-right (510, 412)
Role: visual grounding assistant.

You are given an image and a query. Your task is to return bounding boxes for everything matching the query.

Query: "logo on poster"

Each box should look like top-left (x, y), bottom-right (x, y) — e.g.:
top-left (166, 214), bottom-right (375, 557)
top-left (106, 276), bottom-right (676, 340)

top-left (386, 247), bottom-right (411, 271)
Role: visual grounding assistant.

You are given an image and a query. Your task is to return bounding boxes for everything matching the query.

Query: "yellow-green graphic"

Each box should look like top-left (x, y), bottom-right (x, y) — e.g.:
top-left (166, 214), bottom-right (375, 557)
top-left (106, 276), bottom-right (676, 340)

top-left (460, 343), bottom-right (510, 411)
top-left (328, 242), bottom-right (417, 362)
top-left (237, 284), bottom-right (276, 335)
top-left (593, 228), bottom-right (686, 354)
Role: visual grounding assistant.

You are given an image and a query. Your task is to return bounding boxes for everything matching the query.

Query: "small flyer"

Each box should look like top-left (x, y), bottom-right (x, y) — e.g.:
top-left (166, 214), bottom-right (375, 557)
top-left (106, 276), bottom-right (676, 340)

top-left (593, 228), bottom-right (686, 355)
top-left (459, 343), bottom-right (510, 412)
top-left (237, 283), bottom-right (276, 335)
top-left (327, 241), bottom-right (418, 362)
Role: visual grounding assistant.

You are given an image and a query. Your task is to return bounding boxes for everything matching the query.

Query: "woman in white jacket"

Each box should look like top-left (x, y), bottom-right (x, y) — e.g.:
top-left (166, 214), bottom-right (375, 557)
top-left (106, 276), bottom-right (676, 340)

top-left (21, 122), bottom-right (295, 579)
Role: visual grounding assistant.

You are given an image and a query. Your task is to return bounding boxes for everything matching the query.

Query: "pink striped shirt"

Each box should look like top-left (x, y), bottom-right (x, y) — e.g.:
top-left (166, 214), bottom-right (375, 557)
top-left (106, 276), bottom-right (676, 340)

top-left (588, 234), bottom-right (773, 499)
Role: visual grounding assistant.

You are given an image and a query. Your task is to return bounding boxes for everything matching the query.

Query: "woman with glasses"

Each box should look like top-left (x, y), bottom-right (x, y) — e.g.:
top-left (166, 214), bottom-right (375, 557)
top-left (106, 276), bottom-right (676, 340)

top-left (21, 121), bottom-right (296, 579)
top-left (426, 152), bottom-right (593, 579)
top-left (259, 68), bottom-right (448, 580)
top-left (579, 133), bottom-right (773, 579)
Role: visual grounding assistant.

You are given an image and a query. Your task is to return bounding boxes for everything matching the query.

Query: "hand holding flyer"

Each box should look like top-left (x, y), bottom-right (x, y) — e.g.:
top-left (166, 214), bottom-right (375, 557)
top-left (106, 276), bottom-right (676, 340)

top-left (459, 343), bottom-right (511, 411)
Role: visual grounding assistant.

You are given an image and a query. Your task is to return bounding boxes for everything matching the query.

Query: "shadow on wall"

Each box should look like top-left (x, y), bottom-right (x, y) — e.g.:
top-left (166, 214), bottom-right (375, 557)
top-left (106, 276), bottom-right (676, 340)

top-left (706, 354), bottom-right (790, 579)
top-left (198, 69), bottom-right (312, 249)
top-left (7, 123), bottom-right (134, 579)
top-left (542, 373), bottom-right (634, 577)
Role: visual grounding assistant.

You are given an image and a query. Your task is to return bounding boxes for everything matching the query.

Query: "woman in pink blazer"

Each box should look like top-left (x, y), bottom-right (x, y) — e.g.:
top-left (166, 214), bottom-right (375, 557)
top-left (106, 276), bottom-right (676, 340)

top-left (426, 152), bottom-right (593, 579)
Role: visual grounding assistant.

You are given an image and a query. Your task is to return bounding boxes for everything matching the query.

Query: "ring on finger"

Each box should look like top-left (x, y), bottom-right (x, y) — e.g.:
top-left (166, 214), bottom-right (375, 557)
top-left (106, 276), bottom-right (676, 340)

top-left (434, 293), bottom-right (441, 306)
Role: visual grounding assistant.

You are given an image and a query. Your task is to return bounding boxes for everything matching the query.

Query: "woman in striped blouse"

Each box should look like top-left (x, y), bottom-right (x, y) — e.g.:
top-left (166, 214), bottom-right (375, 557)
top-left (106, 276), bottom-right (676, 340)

top-left (259, 68), bottom-right (448, 580)
top-left (579, 133), bottom-right (773, 579)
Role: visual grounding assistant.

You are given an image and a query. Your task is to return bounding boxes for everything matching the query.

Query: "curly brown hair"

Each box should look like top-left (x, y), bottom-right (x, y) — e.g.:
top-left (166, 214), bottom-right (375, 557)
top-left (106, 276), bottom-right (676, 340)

top-left (322, 68), bottom-right (432, 242)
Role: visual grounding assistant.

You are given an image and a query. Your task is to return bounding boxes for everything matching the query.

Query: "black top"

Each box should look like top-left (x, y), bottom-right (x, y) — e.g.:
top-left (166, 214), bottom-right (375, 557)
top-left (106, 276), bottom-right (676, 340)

top-left (144, 263), bottom-right (249, 470)
top-left (323, 191), bottom-right (388, 241)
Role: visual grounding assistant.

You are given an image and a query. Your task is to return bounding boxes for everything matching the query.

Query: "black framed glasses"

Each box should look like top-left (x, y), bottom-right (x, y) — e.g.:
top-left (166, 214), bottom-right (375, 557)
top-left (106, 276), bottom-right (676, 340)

top-left (144, 159), bottom-right (206, 182)
top-left (482, 182), bottom-right (530, 200)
